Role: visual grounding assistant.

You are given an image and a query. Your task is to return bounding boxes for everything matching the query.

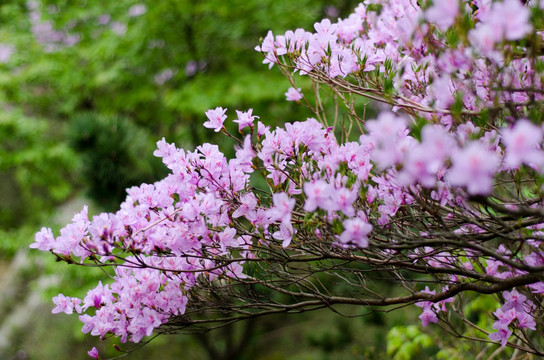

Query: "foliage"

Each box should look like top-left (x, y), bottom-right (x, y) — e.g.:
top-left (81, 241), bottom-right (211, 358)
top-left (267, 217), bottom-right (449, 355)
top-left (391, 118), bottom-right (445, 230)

top-left (0, 108), bottom-right (76, 229)
top-left (0, 0), bottom-right (356, 224)
top-left (67, 112), bottom-right (168, 210)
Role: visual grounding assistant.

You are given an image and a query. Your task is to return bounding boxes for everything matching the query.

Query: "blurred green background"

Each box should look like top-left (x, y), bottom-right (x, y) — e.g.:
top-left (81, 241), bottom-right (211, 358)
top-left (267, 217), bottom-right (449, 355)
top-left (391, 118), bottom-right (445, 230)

top-left (0, 1), bottom-right (503, 359)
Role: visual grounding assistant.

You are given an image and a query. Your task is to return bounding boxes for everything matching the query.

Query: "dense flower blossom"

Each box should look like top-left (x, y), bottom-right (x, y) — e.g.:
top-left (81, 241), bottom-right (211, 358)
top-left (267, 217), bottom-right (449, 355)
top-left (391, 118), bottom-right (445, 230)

top-left (363, 112), bottom-right (408, 169)
top-left (30, 1), bottom-right (544, 357)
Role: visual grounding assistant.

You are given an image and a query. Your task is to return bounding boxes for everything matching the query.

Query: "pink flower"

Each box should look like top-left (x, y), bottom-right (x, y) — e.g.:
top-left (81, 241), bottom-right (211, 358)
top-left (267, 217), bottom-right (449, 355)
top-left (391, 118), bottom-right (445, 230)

top-left (110, 22), bottom-right (127, 36)
top-left (501, 120), bottom-right (543, 169)
top-left (204, 107), bottom-right (227, 132)
top-left (430, 75), bottom-right (455, 109)
top-left (52, 294), bottom-right (82, 315)
top-left (314, 18), bottom-right (337, 37)
top-left (232, 193), bottom-right (257, 218)
top-left (83, 281), bottom-right (114, 311)
top-left (517, 311), bottom-right (536, 330)
top-left (489, 322), bottom-right (512, 347)
top-left (257, 121), bottom-right (269, 137)
top-left (87, 347), bottom-right (100, 359)
top-left (30, 227), bottom-right (55, 251)
top-left (268, 192), bottom-right (295, 221)
top-left (447, 142), bottom-right (500, 195)
top-left (128, 4), bottom-right (146, 17)
top-left (426, 0), bottom-right (459, 31)
top-left (415, 286), bottom-right (436, 309)
top-left (303, 180), bottom-right (333, 212)
top-left (339, 218), bottom-right (372, 248)
top-left (273, 221), bottom-right (295, 248)
top-left (233, 109), bottom-right (259, 130)
top-left (97, 14), bottom-right (110, 25)
top-left (419, 308), bottom-right (438, 327)
top-left (334, 187), bottom-right (358, 217)
top-left (0, 43), bottom-right (13, 63)
top-left (285, 87), bottom-right (303, 101)
top-left (364, 112), bottom-right (409, 169)
top-left (488, 0), bottom-right (532, 41)
top-left (493, 307), bottom-right (516, 326)
top-left (400, 125), bottom-right (456, 188)
top-left (502, 289), bottom-right (528, 312)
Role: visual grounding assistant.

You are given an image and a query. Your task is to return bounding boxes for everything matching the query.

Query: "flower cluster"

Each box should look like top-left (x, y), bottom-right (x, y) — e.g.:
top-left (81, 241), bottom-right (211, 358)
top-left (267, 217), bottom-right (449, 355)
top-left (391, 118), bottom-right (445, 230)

top-left (32, 0), bottom-right (544, 357)
top-left (489, 289), bottom-right (536, 346)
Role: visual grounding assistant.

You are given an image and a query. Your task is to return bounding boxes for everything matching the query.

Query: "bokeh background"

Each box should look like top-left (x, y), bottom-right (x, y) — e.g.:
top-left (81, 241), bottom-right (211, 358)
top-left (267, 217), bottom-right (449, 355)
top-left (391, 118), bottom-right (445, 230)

top-left (0, 1), bottom-right (485, 359)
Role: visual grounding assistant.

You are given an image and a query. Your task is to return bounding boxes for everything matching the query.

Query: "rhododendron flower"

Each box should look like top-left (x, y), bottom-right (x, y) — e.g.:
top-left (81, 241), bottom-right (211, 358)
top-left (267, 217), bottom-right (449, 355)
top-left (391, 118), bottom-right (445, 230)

top-left (110, 22), bottom-right (127, 36)
top-left (447, 142), bottom-right (500, 195)
top-left (486, 0), bottom-right (532, 41)
top-left (517, 311), bottom-right (537, 330)
top-left (30, 227), bottom-right (55, 251)
top-left (364, 112), bottom-right (408, 169)
top-left (303, 180), bottom-right (333, 212)
top-left (0, 43), bottom-right (13, 63)
top-left (52, 294), bottom-right (82, 315)
top-left (493, 307), bottom-right (517, 326)
top-left (489, 322), bottom-right (513, 347)
top-left (128, 4), bottom-right (146, 17)
top-left (334, 186), bottom-right (358, 217)
top-left (339, 218), bottom-right (372, 248)
top-left (87, 347), bottom-right (99, 359)
top-left (285, 87), bottom-right (303, 101)
top-left (502, 289), bottom-right (528, 312)
top-left (232, 193), bottom-right (258, 218)
top-left (233, 109), bottom-right (259, 130)
top-left (268, 192), bottom-right (295, 221)
top-left (29, 1), bottom-right (544, 353)
top-left (204, 107), bottom-right (227, 132)
top-left (501, 120), bottom-right (543, 169)
top-left (425, 0), bottom-right (459, 31)
top-left (419, 308), bottom-right (438, 327)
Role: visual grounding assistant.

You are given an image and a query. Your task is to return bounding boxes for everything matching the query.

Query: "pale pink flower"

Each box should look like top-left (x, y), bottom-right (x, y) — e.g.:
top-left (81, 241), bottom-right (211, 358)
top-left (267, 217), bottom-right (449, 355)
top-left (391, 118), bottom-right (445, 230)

top-left (128, 4), bottom-right (146, 17)
top-left (97, 14), bottom-right (110, 25)
top-left (87, 347), bottom-right (99, 359)
top-left (303, 180), bottom-right (333, 212)
top-left (285, 87), bottom-right (303, 101)
top-left (268, 192), bottom-right (295, 221)
top-left (110, 22), bottom-right (127, 36)
top-left (489, 322), bottom-right (512, 347)
top-left (339, 218), bottom-right (372, 248)
top-left (447, 142), bottom-right (500, 195)
top-left (203, 107), bottom-right (227, 132)
top-left (30, 227), bottom-right (55, 251)
top-left (0, 44), bottom-right (14, 63)
top-left (233, 109), bottom-right (259, 130)
top-left (487, 0), bottom-right (532, 41)
top-left (52, 294), bottom-right (82, 315)
top-left (334, 187), bottom-right (358, 217)
top-left (232, 193), bottom-right (257, 218)
top-left (419, 308), bottom-right (438, 327)
top-left (501, 120), bottom-right (544, 169)
top-left (426, 0), bottom-right (459, 31)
